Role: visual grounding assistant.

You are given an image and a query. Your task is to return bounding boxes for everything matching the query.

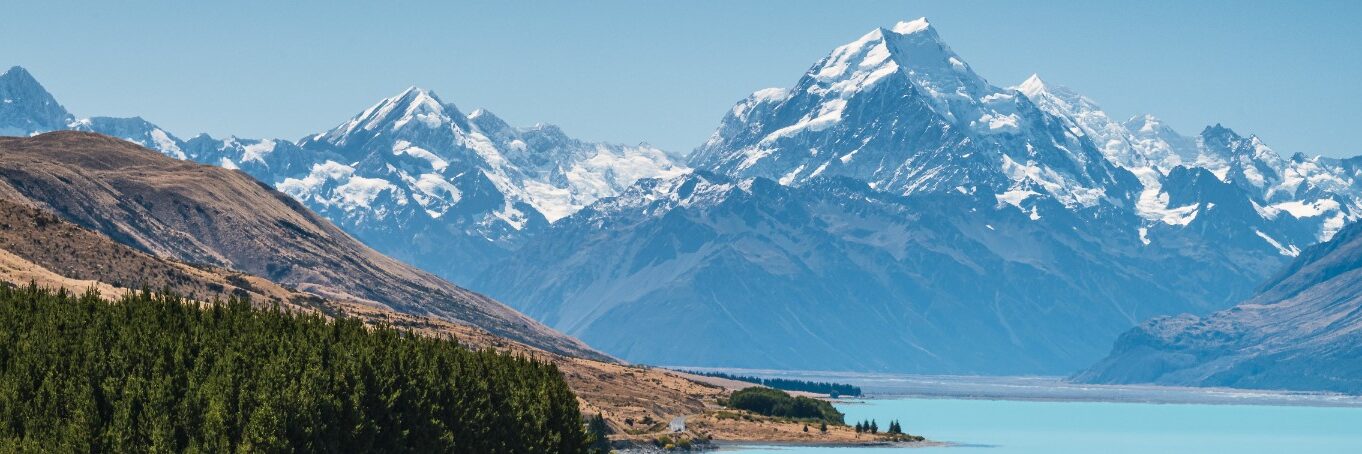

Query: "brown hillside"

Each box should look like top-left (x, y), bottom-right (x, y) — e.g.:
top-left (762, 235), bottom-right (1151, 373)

top-left (0, 197), bottom-right (716, 434)
top-left (0, 131), bottom-right (601, 360)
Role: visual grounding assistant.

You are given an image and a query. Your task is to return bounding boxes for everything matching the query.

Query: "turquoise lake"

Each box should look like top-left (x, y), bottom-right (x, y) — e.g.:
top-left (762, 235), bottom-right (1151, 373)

top-left (721, 397), bottom-right (1362, 453)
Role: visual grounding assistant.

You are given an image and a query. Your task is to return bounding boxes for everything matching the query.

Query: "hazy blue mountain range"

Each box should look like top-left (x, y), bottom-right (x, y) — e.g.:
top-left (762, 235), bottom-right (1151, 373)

top-left (475, 171), bottom-right (1261, 372)
top-left (1076, 217), bottom-right (1362, 394)
top-left (3, 15), bottom-right (1359, 377)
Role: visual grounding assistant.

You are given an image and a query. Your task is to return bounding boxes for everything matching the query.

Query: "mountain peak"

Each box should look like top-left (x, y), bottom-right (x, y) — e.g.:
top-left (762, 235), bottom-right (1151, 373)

top-left (889, 17), bottom-right (933, 35)
top-left (1017, 73), bottom-right (1048, 96)
top-left (811, 18), bottom-right (986, 109)
top-left (872, 18), bottom-right (995, 108)
top-left (314, 85), bottom-right (467, 147)
top-left (694, 19), bottom-right (1127, 202)
top-left (1013, 74), bottom-right (1089, 105)
top-left (0, 65), bottom-right (73, 135)
top-left (1202, 123), bottom-right (1239, 139)
top-left (879, 17), bottom-right (955, 54)
top-left (3, 66), bottom-right (35, 82)
top-left (467, 107), bottom-right (520, 142)
top-left (395, 85), bottom-right (437, 100)
top-left (1200, 123), bottom-right (1283, 168)
top-left (390, 85), bottom-right (450, 114)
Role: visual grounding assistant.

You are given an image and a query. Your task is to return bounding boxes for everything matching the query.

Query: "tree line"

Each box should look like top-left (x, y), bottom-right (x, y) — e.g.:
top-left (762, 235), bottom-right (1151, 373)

top-left (0, 283), bottom-right (596, 453)
top-left (854, 419), bottom-right (904, 434)
top-left (686, 370), bottom-right (862, 397)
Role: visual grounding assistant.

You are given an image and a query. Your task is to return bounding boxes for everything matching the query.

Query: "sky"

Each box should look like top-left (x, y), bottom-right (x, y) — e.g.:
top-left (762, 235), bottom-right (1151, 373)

top-left (3, 1), bottom-right (1360, 157)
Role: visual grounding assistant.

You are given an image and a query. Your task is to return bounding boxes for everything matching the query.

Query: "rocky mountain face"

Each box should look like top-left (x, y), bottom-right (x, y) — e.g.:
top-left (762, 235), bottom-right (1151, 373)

top-left (473, 19), bottom-right (1362, 373)
top-left (0, 131), bottom-right (604, 360)
top-left (0, 66), bottom-right (72, 136)
top-left (0, 67), bottom-right (686, 284)
top-left (1075, 218), bottom-right (1362, 393)
top-left (475, 171), bottom-right (1240, 372)
top-left (0, 196), bottom-right (313, 305)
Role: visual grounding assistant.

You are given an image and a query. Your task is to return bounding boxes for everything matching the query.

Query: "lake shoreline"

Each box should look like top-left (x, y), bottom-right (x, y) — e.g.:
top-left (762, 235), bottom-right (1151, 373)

top-left (713, 439), bottom-right (954, 450)
top-left (680, 368), bottom-right (1362, 409)
top-left (835, 391), bottom-right (1362, 408)
top-left (720, 395), bottom-right (1362, 453)
top-left (613, 437), bottom-right (947, 453)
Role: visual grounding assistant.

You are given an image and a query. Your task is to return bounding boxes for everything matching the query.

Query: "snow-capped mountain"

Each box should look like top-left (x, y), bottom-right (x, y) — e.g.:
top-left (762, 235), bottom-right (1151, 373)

top-left (474, 19), bottom-right (1362, 374)
top-left (690, 19), bottom-right (1140, 217)
top-left (281, 88), bottom-right (685, 282)
top-left (281, 86), bottom-right (684, 229)
top-left (0, 67), bottom-right (686, 284)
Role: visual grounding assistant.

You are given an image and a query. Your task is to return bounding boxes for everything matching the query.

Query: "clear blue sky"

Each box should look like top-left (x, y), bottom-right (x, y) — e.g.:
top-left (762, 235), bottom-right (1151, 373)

top-left (3, 1), bottom-right (1360, 157)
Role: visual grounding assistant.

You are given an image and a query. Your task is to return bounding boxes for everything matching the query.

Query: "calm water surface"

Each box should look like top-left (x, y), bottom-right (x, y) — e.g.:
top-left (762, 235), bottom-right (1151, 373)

top-left (722, 397), bottom-right (1362, 453)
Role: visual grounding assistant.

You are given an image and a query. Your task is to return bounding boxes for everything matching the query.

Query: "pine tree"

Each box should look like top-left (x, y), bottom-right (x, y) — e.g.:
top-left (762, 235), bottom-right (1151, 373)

top-left (819, 422), bottom-right (828, 433)
top-left (587, 414), bottom-right (611, 454)
top-left (870, 420), bottom-right (879, 434)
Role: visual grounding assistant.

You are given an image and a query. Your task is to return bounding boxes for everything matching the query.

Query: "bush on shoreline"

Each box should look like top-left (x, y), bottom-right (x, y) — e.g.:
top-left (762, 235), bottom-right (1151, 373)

top-left (723, 387), bottom-right (845, 423)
